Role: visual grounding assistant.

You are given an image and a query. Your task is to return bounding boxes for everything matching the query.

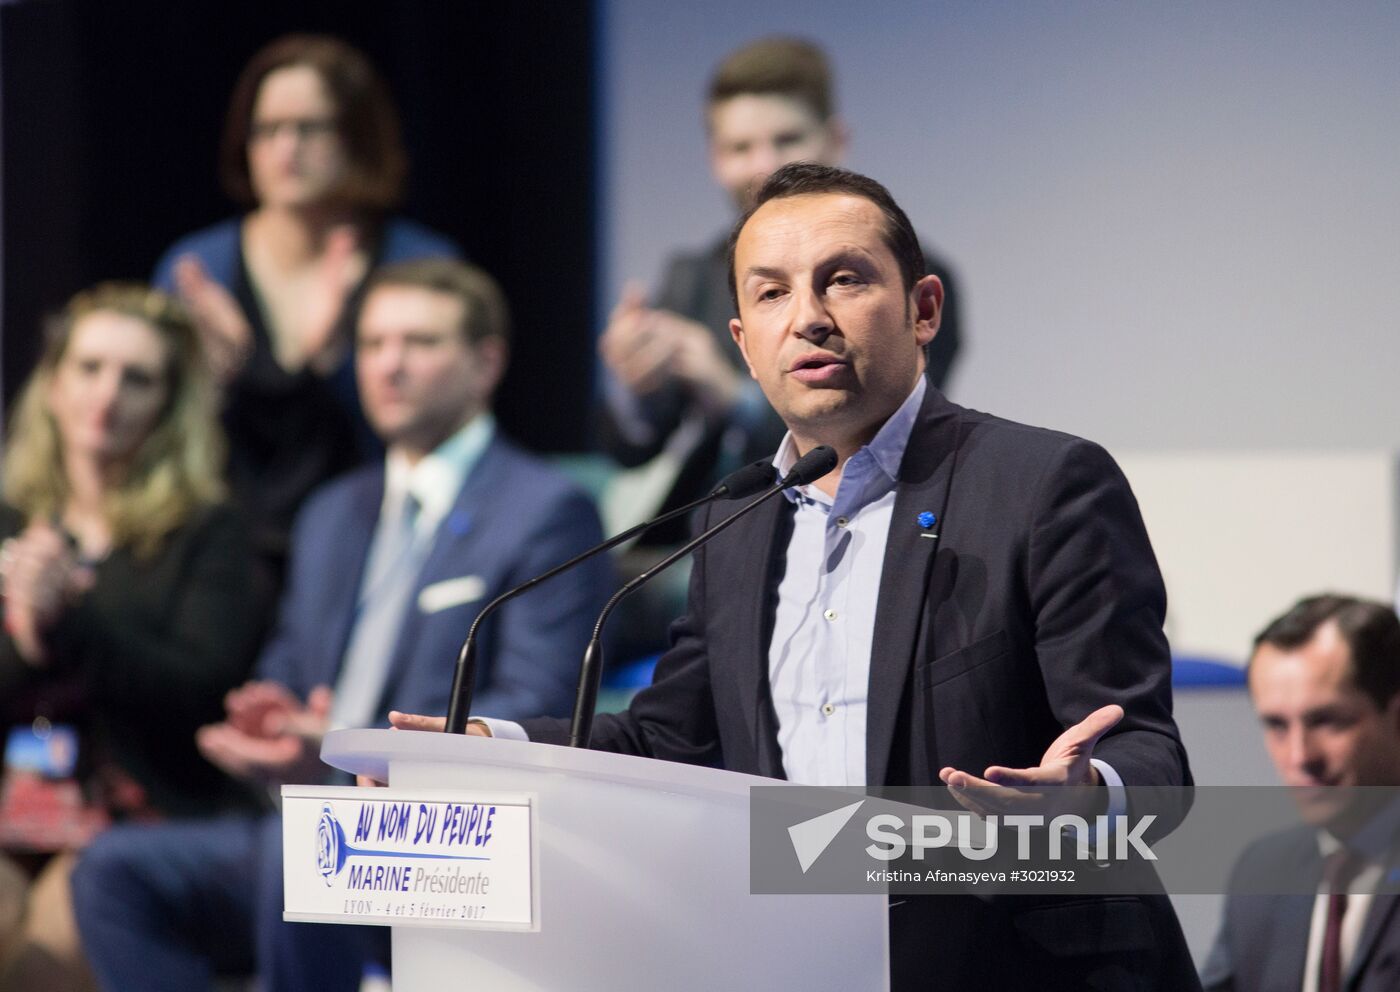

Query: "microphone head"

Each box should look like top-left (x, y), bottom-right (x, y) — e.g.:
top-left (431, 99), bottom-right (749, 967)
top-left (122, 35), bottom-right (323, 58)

top-left (782, 445), bottom-right (838, 488)
top-left (710, 459), bottom-right (779, 499)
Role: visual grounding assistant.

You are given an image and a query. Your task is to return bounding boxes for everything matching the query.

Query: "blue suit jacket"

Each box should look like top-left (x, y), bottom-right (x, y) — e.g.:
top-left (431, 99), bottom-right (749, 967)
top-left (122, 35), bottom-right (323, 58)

top-left (255, 434), bottom-right (610, 723)
top-left (152, 215), bottom-right (462, 293)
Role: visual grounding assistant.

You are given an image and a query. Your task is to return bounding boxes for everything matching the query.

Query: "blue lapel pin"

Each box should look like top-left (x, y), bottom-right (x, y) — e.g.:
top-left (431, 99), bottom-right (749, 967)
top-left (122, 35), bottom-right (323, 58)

top-left (917, 511), bottom-right (938, 539)
top-left (446, 510), bottom-right (473, 537)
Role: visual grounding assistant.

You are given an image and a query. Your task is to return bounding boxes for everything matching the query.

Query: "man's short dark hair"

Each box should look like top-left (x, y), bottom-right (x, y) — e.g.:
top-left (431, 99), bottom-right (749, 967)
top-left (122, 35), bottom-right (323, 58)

top-left (707, 37), bottom-right (833, 122)
top-left (364, 258), bottom-right (511, 345)
top-left (726, 163), bottom-right (925, 310)
top-left (1253, 594), bottom-right (1400, 710)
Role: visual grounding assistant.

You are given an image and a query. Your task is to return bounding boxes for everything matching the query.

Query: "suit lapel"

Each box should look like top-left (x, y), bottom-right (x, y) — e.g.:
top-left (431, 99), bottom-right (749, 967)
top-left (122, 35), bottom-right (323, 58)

top-left (322, 472), bottom-right (384, 688)
top-left (1269, 896), bottom-right (1317, 988)
top-left (375, 441), bottom-right (501, 707)
top-left (1347, 854), bottom-right (1400, 989)
top-left (865, 391), bottom-right (962, 786)
top-left (1263, 840), bottom-right (1322, 990)
top-left (410, 443), bottom-right (497, 596)
top-left (729, 494), bottom-right (789, 778)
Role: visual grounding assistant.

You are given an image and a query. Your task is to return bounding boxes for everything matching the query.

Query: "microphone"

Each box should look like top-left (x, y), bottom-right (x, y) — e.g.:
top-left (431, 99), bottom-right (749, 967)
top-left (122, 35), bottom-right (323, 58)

top-left (442, 458), bottom-right (778, 733)
top-left (568, 444), bottom-right (837, 748)
top-left (703, 459), bottom-right (780, 501)
top-left (777, 444), bottom-right (839, 488)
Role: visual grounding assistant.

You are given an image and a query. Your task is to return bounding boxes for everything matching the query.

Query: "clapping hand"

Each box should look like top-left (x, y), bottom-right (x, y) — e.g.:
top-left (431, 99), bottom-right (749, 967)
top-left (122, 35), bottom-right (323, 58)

top-left (197, 683), bottom-right (335, 785)
top-left (0, 523), bottom-right (95, 665)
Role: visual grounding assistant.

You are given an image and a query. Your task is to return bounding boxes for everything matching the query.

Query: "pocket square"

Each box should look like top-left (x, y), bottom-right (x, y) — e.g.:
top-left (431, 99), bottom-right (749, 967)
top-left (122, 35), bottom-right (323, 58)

top-left (418, 575), bottom-right (487, 614)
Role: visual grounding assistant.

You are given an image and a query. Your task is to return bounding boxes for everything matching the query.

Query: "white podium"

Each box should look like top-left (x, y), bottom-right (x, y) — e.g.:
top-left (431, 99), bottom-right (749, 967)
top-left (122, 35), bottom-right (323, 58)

top-left (302, 727), bottom-right (887, 991)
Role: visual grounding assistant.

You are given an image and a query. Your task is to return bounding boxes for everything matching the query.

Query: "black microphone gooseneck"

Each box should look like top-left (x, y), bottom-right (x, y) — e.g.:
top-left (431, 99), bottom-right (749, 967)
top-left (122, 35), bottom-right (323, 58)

top-left (567, 445), bottom-right (838, 748)
top-left (443, 459), bottom-right (778, 733)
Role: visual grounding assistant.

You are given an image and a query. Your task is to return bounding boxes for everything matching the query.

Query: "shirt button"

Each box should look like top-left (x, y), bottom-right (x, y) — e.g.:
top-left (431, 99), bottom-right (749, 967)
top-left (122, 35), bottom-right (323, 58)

top-left (823, 609), bottom-right (837, 621)
top-left (835, 516), bottom-right (849, 528)
top-left (821, 703), bottom-right (836, 716)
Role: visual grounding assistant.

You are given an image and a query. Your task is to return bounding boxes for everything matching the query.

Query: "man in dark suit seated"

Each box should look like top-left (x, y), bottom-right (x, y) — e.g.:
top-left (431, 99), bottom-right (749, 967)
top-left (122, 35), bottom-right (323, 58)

top-left (69, 259), bottom-right (611, 992)
top-left (400, 163), bottom-right (1199, 991)
top-left (1203, 595), bottom-right (1400, 992)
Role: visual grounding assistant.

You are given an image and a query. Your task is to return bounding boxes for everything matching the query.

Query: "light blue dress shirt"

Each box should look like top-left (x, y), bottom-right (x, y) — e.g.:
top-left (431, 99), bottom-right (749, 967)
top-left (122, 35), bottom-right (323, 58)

top-left (491, 383), bottom-right (1123, 806)
top-left (765, 378), bottom-right (926, 785)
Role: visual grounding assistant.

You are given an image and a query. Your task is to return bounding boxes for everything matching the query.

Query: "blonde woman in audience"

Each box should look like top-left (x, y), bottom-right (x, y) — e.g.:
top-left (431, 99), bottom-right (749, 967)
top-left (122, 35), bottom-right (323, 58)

top-left (0, 284), bottom-right (266, 991)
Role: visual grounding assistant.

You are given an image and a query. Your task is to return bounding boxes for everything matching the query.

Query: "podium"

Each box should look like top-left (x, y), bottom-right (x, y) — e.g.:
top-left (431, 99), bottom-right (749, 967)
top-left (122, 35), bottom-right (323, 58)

top-left (292, 727), bottom-right (888, 990)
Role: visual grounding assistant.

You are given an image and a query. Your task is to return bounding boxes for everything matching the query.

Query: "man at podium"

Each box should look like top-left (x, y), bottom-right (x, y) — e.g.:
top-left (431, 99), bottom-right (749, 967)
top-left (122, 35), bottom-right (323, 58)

top-left (397, 165), bottom-right (1199, 991)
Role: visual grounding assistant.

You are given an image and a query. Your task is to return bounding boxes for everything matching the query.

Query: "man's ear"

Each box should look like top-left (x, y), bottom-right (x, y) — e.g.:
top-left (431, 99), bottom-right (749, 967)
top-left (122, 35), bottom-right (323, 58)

top-left (729, 317), bottom-right (758, 380)
top-left (706, 140), bottom-right (724, 186)
top-left (1384, 691), bottom-right (1400, 735)
top-left (823, 115), bottom-right (850, 165)
top-left (913, 274), bottom-right (944, 348)
top-left (473, 336), bottom-right (509, 396)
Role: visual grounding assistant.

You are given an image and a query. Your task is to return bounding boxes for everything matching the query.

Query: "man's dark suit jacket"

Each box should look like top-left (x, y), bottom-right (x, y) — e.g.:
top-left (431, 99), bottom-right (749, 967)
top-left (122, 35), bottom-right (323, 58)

top-left (1203, 826), bottom-right (1400, 991)
top-left (527, 387), bottom-right (1200, 990)
top-left (597, 235), bottom-right (962, 545)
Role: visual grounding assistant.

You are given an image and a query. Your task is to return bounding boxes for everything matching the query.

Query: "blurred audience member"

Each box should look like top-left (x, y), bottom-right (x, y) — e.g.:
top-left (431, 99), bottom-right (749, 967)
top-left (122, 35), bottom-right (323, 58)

top-left (0, 284), bottom-right (265, 991)
top-left (1203, 595), bottom-right (1400, 991)
top-left (155, 34), bottom-right (460, 583)
top-left (597, 37), bottom-right (965, 655)
top-left (72, 260), bottom-right (610, 992)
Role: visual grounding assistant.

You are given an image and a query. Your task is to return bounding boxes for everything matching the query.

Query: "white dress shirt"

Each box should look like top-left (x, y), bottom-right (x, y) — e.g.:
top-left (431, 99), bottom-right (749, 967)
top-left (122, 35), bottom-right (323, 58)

top-left (1300, 829), bottom-right (1386, 992)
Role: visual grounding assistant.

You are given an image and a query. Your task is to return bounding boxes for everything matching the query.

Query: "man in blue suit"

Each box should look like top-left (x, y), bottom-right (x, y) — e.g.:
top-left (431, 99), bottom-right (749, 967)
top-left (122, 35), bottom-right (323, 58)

top-left (71, 258), bottom-right (610, 992)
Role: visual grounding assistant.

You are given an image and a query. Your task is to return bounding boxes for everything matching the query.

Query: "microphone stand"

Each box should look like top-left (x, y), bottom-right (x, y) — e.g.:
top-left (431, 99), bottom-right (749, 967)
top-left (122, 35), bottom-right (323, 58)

top-left (568, 447), bottom-right (835, 748)
top-left (443, 461), bottom-right (775, 734)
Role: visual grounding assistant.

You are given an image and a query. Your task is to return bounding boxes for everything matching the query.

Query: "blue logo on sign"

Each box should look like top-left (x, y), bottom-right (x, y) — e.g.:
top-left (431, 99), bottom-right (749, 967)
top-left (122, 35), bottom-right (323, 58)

top-left (317, 805), bottom-right (348, 882)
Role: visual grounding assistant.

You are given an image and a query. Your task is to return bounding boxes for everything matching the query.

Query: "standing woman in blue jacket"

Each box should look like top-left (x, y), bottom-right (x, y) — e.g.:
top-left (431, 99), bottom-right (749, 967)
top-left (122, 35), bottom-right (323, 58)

top-left (154, 34), bottom-right (460, 585)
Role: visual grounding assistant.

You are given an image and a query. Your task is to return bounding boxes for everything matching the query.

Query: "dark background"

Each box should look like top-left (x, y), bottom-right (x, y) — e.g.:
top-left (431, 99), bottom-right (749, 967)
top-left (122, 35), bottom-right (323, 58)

top-left (1, 0), bottom-right (598, 452)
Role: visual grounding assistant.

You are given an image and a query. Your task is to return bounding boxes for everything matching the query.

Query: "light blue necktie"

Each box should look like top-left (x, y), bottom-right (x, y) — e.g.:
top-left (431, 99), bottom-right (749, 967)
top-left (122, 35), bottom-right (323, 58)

top-left (331, 492), bottom-right (428, 730)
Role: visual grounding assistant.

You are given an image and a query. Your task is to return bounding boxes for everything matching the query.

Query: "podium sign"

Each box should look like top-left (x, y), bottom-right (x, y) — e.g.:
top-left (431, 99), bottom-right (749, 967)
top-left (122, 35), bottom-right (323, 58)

top-left (281, 785), bottom-right (535, 930)
top-left (289, 730), bottom-right (888, 991)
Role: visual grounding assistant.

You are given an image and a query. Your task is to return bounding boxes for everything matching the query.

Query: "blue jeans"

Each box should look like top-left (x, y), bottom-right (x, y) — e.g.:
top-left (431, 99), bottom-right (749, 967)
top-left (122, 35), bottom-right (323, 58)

top-left (71, 814), bottom-right (382, 992)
